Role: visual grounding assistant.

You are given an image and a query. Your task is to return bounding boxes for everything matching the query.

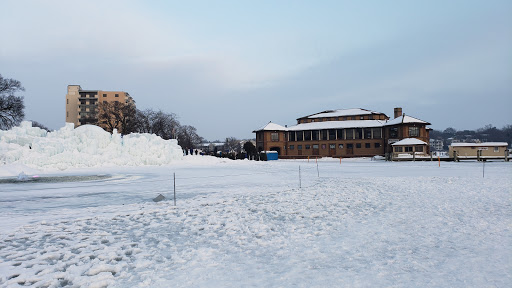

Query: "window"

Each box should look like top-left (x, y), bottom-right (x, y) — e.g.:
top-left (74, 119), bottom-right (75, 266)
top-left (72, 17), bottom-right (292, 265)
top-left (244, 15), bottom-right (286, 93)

top-left (374, 143), bottom-right (381, 148)
top-left (355, 129), bottom-right (362, 139)
top-left (390, 127), bottom-right (398, 138)
top-left (416, 146), bottom-right (423, 152)
top-left (66, 111), bottom-right (69, 117)
top-left (321, 144), bottom-right (326, 149)
top-left (360, 116), bottom-right (364, 120)
top-left (298, 145), bottom-right (302, 150)
top-left (312, 130), bottom-right (319, 141)
top-left (289, 145), bottom-right (294, 150)
top-left (369, 115), bottom-right (374, 120)
top-left (494, 147), bottom-right (499, 152)
top-left (289, 132), bottom-right (296, 141)
top-left (271, 132), bottom-right (279, 141)
top-left (365, 143), bottom-right (371, 148)
top-left (321, 130), bottom-right (328, 140)
top-left (372, 128), bottom-right (382, 139)
top-left (66, 99), bottom-right (69, 104)
top-left (329, 144), bottom-right (336, 149)
top-left (338, 144), bottom-right (344, 149)
top-left (115, 94), bottom-right (119, 97)
top-left (305, 145), bottom-right (311, 149)
top-left (347, 144), bottom-right (353, 149)
top-left (337, 129), bottom-right (344, 140)
top-left (409, 127), bottom-right (419, 137)
top-left (364, 128), bottom-right (372, 139)
top-left (356, 143), bottom-right (362, 148)
top-left (405, 146), bottom-right (413, 152)
top-left (346, 129), bottom-right (354, 140)
top-left (313, 144), bottom-right (319, 149)
top-left (395, 147), bottom-right (403, 152)
top-left (103, 101), bottom-right (107, 103)
top-left (103, 94), bottom-right (107, 97)
top-left (297, 131), bottom-right (304, 141)
top-left (328, 129), bottom-right (336, 140)
top-left (304, 131), bottom-right (311, 141)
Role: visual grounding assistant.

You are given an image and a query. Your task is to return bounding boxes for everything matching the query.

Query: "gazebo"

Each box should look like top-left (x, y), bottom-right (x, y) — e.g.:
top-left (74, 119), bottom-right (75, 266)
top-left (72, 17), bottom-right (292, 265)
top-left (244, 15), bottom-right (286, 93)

top-left (391, 138), bottom-right (428, 160)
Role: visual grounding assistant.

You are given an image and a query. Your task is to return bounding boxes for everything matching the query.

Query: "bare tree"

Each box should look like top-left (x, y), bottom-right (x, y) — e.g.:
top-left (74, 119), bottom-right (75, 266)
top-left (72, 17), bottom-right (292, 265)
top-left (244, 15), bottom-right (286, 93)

top-left (224, 137), bottom-right (241, 153)
top-left (97, 101), bottom-right (136, 134)
top-left (0, 74), bottom-right (25, 129)
top-left (132, 109), bottom-right (180, 139)
top-left (177, 125), bottom-right (203, 149)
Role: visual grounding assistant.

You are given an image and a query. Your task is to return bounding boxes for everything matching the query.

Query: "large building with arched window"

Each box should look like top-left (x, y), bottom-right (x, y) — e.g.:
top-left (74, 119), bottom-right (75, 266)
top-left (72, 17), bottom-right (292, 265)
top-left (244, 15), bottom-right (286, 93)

top-left (253, 108), bottom-right (431, 158)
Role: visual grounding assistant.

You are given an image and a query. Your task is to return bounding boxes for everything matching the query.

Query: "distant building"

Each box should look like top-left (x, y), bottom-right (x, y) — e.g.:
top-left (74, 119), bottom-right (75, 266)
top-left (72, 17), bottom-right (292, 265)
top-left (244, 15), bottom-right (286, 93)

top-left (65, 85), bottom-right (135, 128)
top-left (449, 142), bottom-right (509, 161)
top-left (430, 139), bottom-right (444, 151)
top-left (253, 107), bottom-right (431, 159)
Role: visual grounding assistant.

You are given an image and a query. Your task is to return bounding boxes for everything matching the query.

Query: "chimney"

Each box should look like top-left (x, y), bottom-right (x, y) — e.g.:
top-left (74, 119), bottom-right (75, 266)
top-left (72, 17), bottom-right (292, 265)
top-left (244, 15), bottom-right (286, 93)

top-left (394, 107), bottom-right (403, 119)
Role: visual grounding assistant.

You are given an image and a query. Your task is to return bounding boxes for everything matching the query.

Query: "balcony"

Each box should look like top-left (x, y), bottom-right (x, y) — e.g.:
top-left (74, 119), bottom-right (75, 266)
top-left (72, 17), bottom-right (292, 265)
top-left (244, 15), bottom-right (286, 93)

top-left (78, 96), bottom-right (98, 100)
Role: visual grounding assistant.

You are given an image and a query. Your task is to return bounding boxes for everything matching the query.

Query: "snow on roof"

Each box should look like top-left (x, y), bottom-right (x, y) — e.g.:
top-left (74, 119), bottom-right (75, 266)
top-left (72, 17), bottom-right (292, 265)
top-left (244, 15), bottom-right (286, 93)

top-left (253, 122), bottom-right (288, 132)
top-left (450, 142), bottom-right (508, 147)
top-left (391, 138), bottom-right (428, 146)
top-left (385, 114), bottom-right (430, 126)
top-left (303, 108), bottom-right (382, 119)
top-left (287, 120), bottom-right (385, 131)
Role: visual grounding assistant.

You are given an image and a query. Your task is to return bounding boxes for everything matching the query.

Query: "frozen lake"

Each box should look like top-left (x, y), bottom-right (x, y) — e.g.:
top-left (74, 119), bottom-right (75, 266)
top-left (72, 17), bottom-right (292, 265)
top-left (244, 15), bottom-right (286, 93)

top-left (1, 157), bottom-right (511, 287)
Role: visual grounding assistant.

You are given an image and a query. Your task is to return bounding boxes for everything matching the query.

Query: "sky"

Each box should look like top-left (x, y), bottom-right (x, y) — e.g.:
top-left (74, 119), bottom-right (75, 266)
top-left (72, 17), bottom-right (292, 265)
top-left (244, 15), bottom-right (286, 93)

top-left (1, 0), bottom-right (511, 140)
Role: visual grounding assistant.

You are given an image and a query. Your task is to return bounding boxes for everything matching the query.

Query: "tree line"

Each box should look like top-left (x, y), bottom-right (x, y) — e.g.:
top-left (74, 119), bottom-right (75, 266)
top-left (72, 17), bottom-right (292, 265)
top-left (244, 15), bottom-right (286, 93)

top-left (430, 125), bottom-right (512, 150)
top-left (0, 74), bottom-right (204, 150)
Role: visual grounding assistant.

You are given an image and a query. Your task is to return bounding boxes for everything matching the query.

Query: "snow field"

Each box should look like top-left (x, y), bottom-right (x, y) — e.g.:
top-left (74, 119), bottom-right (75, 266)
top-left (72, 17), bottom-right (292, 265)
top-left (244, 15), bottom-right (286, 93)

top-left (0, 159), bottom-right (510, 287)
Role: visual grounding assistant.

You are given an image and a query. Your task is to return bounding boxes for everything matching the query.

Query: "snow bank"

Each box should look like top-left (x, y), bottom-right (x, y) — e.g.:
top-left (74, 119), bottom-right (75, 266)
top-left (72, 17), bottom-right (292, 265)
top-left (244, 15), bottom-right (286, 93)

top-left (0, 121), bottom-right (183, 170)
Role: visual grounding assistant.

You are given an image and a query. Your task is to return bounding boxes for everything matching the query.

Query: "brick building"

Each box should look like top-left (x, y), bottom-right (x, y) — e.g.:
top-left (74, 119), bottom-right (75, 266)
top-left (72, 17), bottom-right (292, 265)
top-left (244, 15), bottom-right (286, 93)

top-left (253, 108), bottom-right (431, 158)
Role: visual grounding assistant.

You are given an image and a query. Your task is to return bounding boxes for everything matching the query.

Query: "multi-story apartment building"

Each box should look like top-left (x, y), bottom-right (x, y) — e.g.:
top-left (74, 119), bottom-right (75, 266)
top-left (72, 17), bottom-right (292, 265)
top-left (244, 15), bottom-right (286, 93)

top-left (429, 139), bottom-right (444, 151)
top-left (253, 108), bottom-right (431, 158)
top-left (65, 85), bottom-right (135, 128)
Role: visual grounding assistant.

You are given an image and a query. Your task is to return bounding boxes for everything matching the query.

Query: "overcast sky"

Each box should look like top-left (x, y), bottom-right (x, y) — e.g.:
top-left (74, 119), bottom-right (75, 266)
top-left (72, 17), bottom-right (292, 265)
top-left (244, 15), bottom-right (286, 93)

top-left (1, 0), bottom-right (511, 140)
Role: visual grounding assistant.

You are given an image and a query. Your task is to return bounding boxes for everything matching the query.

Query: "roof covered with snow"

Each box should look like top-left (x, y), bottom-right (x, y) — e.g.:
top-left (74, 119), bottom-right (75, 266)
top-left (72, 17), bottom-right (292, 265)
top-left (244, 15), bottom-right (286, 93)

top-left (450, 142), bottom-right (508, 147)
top-left (300, 108), bottom-right (384, 119)
top-left (385, 114), bottom-right (430, 126)
top-left (287, 120), bottom-right (385, 131)
top-left (391, 138), bottom-right (428, 146)
top-left (253, 122), bottom-right (288, 132)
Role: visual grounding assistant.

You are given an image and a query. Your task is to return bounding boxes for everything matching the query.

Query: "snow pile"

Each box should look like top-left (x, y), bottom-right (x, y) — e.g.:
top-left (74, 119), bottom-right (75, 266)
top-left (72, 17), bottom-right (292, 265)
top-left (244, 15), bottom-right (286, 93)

top-left (0, 121), bottom-right (183, 169)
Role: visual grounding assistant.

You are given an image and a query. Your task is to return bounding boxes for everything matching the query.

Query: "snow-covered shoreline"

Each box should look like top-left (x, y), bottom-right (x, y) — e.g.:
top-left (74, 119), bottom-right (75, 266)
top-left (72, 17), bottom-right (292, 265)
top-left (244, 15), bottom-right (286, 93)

top-left (0, 158), bottom-right (510, 287)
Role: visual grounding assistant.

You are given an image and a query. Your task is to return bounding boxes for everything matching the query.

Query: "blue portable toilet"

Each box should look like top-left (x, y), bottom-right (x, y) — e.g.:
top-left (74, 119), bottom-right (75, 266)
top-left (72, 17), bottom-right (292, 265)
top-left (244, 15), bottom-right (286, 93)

top-left (266, 151), bottom-right (278, 161)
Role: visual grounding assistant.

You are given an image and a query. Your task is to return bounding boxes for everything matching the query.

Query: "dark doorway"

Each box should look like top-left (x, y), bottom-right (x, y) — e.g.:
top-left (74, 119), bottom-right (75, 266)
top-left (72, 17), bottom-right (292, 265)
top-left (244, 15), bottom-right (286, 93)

top-left (270, 147), bottom-right (281, 155)
top-left (347, 143), bottom-right (354, 155)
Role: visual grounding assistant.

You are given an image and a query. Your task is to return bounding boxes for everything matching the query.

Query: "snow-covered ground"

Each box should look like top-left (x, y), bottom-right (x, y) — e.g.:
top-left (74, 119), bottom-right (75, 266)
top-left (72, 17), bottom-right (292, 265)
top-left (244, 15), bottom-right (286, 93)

top-left (0, 156), bottom-right (510, 287)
